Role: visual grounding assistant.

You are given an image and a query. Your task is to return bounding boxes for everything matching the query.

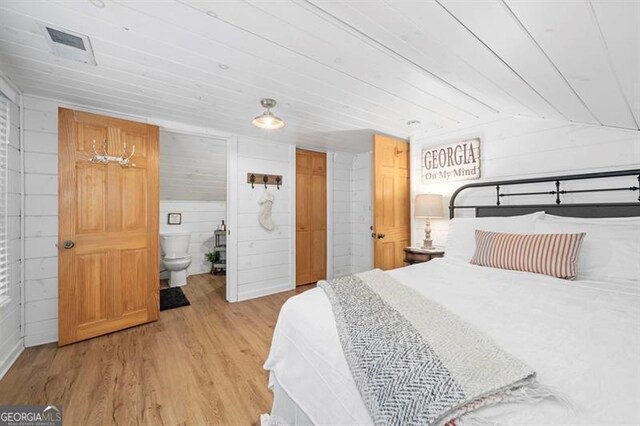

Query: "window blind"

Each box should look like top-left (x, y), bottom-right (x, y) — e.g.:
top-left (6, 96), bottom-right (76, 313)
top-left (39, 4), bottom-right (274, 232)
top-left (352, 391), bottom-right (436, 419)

top-left (0, 96), bottom-right (8, 308)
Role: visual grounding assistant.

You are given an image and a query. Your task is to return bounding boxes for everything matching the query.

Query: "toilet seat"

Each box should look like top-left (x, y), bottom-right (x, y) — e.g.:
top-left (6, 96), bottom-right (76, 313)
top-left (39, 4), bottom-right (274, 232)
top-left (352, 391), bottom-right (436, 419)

top-left (163, 254), bottom-right (191, 261)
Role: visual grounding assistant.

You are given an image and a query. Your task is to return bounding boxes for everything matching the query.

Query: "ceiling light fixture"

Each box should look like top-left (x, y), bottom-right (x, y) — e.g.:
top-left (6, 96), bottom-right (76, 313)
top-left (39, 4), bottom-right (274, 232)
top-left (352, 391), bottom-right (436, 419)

top-left (90, 0), bottom-right (106, 8)
top-left (252, 98), bottom-right (285, 130)
top-left (218, 63), bottom-right (229, 70)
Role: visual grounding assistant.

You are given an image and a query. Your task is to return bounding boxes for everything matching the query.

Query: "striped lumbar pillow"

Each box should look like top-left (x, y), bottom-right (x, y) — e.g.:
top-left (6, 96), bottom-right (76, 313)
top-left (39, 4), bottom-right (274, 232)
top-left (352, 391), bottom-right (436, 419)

top-left (470, 230), bottom-right (586, 279)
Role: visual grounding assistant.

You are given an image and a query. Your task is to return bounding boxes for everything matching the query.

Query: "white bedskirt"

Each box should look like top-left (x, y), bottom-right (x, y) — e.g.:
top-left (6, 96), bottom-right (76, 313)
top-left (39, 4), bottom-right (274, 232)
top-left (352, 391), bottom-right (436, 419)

top-left (262, 374), bottom-right (313, 426)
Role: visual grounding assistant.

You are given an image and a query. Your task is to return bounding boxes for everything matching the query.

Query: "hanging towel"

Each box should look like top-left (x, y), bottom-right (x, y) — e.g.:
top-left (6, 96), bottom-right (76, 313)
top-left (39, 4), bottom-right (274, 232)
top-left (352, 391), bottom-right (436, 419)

top-left (259, 190), bottom-right (275, 230)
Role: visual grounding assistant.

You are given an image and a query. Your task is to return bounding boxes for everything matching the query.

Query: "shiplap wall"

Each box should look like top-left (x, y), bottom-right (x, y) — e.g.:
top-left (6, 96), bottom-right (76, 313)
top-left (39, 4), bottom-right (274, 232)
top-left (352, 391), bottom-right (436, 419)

top-left (0, 96), bottom-right (23, 378)
top-left (410, 116), bottom-right (640, 247)
top-left (329, 151), bottom-right (373, 277)
top-left (22, 96), bottom-right (58, 346)
top-left (351, 152), bottom-right (373, 273)
top-left (235, 138), bottom-right (295, 301)
top-left (332, 152), bottom-right (354, 277)
top-left (159, 201), bottom-right (226, 276)
top-left (159, 130), bottom-right (226, 201)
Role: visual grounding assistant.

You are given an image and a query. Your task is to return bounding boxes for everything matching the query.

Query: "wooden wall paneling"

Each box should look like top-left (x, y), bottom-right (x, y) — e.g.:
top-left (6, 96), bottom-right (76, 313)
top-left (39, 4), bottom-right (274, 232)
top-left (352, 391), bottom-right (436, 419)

top-left (0, 6), bottom-right (417, 137)
top-left (233, 138), bottom-right (293, 301)
top-left (351, 152), bottom-right (374, 273)
top-left (409, 116), bottom-right (640, 247)
top-left (504, 0), bottom-right (638, 129)
top-left (178, 0), bottom-right (483, 123)
top-left (439, 0), bottom-right (597, 124)
top-left (589, 0), bottom-right (640, 126)
top-left (313, 1), bottom-right (551, 118)
top-left (159, 130), bottom-right (227, 202)
top-left (1, 0), bottom-right (639, 159)
top-left (331, 152), bottom-right (354, 277)
top-left (0, 0), bottom-right (492, 142)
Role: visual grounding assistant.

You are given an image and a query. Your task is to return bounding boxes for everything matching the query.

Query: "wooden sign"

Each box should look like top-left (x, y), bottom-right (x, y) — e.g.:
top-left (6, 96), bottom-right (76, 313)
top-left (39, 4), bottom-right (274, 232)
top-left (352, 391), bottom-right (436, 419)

top-left (421, 138), bottom-right (481, 183)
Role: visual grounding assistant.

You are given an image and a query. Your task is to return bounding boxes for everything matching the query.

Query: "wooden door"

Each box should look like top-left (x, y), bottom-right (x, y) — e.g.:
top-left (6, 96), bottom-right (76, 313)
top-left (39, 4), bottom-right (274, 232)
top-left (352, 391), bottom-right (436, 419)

top-left (58, 108), bottom-right (159, 346)
top-left (373, 134), bottom-right (410, 270)
top-left (296, 149), bottom-right (326, 286)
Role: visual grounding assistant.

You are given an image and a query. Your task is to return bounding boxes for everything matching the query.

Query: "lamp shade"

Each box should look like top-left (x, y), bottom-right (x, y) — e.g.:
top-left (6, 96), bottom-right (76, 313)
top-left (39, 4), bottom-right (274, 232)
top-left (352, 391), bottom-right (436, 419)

top-left (415, 193), bottom-right (443, 218)
top-left (252, 98), bottom-right (285, 130)
top-left (251, 111), bottom-right (285, 130)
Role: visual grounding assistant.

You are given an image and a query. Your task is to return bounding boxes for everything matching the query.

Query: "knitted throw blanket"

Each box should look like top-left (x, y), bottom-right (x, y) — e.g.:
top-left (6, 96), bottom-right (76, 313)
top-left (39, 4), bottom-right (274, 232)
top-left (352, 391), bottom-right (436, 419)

top-left (318, 270), bottom-right (544, 426)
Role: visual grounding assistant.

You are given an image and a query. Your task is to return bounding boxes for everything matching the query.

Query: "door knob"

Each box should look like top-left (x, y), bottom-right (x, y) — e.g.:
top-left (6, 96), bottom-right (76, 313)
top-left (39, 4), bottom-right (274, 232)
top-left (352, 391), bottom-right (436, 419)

top-left (63, 240), bottom-right (75, 249)
top-left (376, 233), bottom-right (385, 239)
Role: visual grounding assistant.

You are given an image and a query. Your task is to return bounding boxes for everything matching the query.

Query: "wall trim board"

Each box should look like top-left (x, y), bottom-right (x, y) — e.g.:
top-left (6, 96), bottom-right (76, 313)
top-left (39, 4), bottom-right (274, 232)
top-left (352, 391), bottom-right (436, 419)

top-left (287, 144), bottom-right (296, 291)
top-left (326, 152), bottom-right (334, 280)
top-left (0, 339), bottom-right (24, 380)
top-left (24, 331), bottom-right (57, 347)
top-left (226, 135), bottom-right (238, 303)
top-left (237, 281), bottom-right (292, 302)
top-left (19, 93), bottom-right (26, 342)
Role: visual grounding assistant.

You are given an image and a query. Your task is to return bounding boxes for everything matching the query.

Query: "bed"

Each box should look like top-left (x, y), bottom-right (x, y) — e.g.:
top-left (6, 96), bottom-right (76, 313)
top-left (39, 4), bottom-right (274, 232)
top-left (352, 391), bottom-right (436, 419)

top-left (263, 169), bottom-right (640, 425)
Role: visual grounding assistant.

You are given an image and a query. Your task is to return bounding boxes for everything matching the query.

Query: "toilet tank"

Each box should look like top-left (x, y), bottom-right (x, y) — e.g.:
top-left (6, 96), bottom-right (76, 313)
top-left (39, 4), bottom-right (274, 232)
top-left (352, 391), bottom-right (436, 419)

top-left (160, 232), bottom-right (191, 258)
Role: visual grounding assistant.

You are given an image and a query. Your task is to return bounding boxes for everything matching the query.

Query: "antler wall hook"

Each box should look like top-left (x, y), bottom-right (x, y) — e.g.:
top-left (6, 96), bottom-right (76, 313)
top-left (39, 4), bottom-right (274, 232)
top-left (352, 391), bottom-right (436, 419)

top-left (89, 139), bottom-right (136, 167)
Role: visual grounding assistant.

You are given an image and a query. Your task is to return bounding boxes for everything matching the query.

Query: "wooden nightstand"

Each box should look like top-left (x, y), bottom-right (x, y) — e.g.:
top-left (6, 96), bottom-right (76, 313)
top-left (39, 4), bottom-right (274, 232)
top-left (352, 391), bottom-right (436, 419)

top-left (403, 247), bottom-right (444, 265)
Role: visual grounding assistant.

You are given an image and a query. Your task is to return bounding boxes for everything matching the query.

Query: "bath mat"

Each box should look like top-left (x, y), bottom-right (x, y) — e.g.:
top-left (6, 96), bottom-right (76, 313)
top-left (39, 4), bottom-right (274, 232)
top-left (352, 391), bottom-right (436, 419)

top-left (160, 287), bottom-right (191, 311)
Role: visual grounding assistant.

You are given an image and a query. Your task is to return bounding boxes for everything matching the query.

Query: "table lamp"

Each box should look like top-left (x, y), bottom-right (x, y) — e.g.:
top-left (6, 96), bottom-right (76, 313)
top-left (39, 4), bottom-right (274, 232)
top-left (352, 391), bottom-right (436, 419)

top-left (415, 193), bottom-right (443, 250)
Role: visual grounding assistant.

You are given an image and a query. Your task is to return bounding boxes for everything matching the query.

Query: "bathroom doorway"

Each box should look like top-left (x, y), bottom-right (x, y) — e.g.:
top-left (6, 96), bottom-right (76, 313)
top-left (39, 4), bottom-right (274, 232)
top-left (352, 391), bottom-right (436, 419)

top-left (158, 130), bottom-right (228, 298)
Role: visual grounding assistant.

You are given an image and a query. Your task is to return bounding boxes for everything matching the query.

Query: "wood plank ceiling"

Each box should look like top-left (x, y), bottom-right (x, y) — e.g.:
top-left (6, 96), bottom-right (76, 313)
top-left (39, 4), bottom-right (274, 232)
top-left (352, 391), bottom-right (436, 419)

top-left (0, 0), bottom-right (637, 152)
top-left (159, 130), bottom-right (226, 201)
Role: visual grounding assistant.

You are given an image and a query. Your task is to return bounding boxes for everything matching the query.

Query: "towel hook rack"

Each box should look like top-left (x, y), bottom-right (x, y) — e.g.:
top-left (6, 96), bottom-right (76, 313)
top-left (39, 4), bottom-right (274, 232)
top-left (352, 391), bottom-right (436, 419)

top-left (246, 173), bottom-right (283, 189)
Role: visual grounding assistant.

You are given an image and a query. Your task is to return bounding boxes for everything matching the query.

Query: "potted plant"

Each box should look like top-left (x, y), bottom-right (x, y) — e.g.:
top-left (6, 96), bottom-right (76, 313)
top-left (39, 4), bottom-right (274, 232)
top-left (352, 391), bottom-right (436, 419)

top-left (206, 250), bottom-right (221, 274)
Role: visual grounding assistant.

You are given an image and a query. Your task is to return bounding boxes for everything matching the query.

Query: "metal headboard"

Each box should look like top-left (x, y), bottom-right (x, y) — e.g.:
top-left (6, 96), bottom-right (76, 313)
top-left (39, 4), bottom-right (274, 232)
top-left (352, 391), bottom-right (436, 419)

top-left (449, 169), bottom-right (640, 219)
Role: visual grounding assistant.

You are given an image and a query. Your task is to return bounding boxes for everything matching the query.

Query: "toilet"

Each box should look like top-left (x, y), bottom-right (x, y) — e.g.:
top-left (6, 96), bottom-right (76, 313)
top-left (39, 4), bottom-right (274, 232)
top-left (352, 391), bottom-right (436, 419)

top-left (160, 232), bottom-right (192, 287)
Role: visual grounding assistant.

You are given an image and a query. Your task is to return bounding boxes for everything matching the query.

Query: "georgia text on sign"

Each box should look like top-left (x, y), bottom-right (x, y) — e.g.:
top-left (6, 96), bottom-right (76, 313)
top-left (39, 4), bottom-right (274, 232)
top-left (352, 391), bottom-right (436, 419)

top-left (422, 138), bottom-right (480, 183)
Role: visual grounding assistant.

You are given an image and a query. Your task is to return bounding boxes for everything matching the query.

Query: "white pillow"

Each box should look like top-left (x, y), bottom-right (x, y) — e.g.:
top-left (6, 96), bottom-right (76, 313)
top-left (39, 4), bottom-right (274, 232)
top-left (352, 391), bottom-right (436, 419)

top-left (445, 212), bottom-right (544, 263)
top-left (544, 213), bottom-right (640, 226)
top-left (535, 216), bottom-right (640, 283)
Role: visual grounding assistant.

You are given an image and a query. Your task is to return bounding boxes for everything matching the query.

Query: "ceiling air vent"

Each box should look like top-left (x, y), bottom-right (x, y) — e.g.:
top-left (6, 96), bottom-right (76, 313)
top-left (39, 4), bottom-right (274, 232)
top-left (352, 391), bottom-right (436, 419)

top-left (39, 23), bottom-right (97, 65)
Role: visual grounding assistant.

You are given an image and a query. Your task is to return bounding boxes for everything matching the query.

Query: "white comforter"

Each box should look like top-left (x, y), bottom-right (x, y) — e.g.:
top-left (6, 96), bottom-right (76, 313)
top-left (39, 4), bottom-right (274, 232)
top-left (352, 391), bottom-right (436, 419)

top-left (264, 259), bottom-right (640, 425)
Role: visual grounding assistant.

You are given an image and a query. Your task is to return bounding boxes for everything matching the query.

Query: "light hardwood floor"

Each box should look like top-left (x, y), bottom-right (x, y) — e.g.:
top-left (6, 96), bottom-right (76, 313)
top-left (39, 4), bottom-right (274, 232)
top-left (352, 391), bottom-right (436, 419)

top-left (0, 274), bottom-right (313, 425)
